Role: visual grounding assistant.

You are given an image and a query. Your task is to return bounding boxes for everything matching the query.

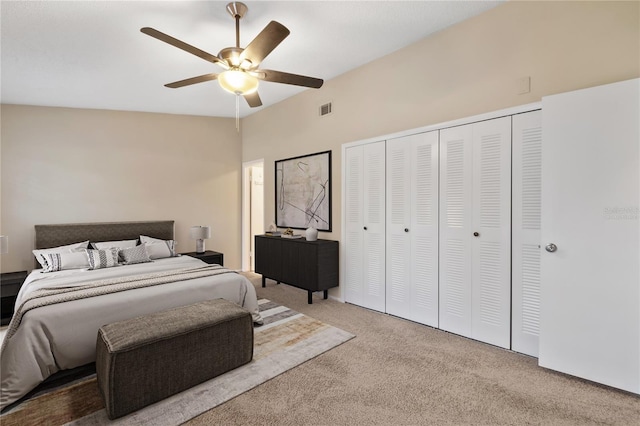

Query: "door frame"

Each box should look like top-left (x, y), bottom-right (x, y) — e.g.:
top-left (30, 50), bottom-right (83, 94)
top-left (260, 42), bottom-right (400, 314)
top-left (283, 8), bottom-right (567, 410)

top-left (242, 159), bottom-right (264, 272)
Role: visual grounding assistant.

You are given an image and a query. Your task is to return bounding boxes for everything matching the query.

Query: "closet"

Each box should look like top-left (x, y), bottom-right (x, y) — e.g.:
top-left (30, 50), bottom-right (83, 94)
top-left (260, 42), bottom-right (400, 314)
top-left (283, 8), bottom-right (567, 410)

top-left (342, 107), bottom-right (540, 351)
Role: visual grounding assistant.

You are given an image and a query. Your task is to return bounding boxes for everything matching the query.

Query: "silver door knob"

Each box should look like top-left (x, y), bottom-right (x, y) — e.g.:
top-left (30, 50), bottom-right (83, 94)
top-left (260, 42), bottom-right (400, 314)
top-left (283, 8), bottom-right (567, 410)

top-left (545, 243), bottom-right (557, 253)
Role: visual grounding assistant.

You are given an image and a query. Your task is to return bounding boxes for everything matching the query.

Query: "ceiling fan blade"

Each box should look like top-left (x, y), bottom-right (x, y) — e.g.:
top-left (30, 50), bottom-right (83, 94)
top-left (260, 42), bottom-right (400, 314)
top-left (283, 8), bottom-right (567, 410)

top-left (257, 69), bottom-right (323, 89)
top-left (240, 21), bottom-right (290, 67)
top-left (141, 27), bottom-right (225, 66)
top-left (244, 91), bottom-right (263, 108)
top-left (165, 73), bottom-right (218, 88)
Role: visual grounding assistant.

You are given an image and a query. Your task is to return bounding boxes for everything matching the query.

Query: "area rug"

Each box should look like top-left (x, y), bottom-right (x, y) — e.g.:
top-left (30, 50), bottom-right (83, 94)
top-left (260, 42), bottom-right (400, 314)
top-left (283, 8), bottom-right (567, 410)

top-left (0, 299), bottom-right (355, 426)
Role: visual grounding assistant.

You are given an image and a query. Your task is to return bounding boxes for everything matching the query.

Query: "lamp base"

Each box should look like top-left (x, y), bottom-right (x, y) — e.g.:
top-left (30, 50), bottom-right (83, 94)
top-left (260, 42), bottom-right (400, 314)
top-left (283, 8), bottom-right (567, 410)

top-left (196, 239), bottom-right (205, 254)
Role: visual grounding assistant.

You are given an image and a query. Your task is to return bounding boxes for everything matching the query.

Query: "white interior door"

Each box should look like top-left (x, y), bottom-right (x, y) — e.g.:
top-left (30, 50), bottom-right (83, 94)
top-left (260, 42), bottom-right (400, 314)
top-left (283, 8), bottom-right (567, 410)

top-left (512, 110), bottom-right (542, 357)
top-left (539, 79), bottom-right (639, 394)
top-left (470, 117), bottom-right (511, 349)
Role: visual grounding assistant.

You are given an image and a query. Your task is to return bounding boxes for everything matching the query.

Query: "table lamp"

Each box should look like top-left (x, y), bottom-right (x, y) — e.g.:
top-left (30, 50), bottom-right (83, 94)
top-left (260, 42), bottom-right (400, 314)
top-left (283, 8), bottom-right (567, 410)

top-left (189, 226), bottom-right (211, 254)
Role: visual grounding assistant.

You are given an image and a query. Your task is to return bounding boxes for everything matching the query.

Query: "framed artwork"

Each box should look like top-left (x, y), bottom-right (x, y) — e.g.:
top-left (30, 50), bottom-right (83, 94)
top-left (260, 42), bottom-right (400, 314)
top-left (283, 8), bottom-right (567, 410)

top-left (275, 150), bottom-right (332, 231)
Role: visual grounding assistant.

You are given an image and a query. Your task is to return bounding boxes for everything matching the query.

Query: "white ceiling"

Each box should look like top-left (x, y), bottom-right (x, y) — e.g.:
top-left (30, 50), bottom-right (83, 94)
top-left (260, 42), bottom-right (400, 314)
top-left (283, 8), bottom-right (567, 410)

top-left (1, 1), bottom-right (502, 118)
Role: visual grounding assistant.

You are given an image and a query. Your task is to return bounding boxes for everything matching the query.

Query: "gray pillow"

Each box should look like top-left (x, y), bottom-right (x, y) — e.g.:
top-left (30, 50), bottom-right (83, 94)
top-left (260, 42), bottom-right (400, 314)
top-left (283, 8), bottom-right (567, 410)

top-left (119, 243), bottom-right (152, 265)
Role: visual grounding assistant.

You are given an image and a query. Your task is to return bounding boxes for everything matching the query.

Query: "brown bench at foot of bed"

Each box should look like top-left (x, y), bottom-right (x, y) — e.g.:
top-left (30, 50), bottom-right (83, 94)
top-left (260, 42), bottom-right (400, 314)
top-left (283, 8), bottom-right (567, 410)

top-left (96, 299), bottom-right (254, 420)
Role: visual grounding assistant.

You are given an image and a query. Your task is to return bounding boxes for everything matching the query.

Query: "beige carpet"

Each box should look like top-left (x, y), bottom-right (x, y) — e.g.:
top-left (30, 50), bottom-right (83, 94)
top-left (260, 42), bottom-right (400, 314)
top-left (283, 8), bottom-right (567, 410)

top-left (186, 272), bottom-right (640, 426)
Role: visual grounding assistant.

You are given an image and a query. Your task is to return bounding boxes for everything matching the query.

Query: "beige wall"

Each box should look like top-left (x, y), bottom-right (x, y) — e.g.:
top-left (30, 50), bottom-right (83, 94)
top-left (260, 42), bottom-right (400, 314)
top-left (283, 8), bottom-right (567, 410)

top-left (241, 1), bottom-right (639, 298)
top-left (1, 105), bottom-right (242, 272)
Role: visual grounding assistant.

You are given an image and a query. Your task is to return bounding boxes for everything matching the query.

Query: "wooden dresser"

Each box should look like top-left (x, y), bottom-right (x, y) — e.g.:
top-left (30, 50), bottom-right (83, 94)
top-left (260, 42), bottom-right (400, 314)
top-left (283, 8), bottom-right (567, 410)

top-left (254, 235), bottom-right (338, 304)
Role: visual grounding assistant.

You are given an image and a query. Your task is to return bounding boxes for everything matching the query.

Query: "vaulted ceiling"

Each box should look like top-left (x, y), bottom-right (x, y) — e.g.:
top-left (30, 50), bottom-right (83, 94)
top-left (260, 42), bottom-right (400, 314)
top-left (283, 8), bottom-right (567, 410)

top-left (1, 1), bottom-right (502, 118)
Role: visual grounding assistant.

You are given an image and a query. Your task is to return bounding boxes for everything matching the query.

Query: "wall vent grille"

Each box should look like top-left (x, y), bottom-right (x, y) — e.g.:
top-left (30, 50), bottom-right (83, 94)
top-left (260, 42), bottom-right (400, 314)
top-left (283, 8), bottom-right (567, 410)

top-left (320, 102), bottom-right (332, 116)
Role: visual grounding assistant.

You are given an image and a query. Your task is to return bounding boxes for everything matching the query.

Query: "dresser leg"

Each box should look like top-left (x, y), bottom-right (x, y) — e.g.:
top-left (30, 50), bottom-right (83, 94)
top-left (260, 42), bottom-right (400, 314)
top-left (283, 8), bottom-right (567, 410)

top-left (308, 291), bottom-right (313, 304)
top-left (262, 277), bottom-right (266, 288)
top-left (323, 290), bottom-right (328, 300)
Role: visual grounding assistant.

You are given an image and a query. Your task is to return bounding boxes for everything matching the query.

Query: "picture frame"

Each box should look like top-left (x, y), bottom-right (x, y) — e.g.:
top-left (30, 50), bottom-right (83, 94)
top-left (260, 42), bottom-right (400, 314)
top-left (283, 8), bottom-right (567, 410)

top-left (275, 150), bottom-right (332, 232)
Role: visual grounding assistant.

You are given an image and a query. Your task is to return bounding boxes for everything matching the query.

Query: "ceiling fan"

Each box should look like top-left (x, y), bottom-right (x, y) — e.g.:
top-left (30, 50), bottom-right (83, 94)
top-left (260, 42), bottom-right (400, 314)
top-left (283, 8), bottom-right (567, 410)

top-left (141, 1), bottom-right (324, 108)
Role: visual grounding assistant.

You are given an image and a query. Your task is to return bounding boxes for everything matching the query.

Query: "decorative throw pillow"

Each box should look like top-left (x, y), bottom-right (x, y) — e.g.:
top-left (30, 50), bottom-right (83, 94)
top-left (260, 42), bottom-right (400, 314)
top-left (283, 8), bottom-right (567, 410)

top-left (85, 248), bottom-right (120, 270)
top-left (139, 235), bottom-right (176, 259)
top-left (33, 241), bottom-right (90, 269)
top-left (91, 239), bottom-right (138, 250)
top-left (42, 251), bottom-right (91, 272)
top-left (119, 243), bottom-right (152, 265)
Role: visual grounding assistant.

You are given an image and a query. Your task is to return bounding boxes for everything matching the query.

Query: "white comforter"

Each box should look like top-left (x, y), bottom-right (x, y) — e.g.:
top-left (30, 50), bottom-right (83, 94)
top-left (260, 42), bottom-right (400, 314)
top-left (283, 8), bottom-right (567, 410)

top-left (0, 256), bottom-right (261, 410)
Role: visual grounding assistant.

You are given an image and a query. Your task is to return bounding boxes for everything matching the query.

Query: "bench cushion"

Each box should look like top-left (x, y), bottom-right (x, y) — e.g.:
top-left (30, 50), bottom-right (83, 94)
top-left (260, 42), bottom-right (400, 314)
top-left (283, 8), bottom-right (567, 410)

top-left (96, 298), bottom-right (253, 419)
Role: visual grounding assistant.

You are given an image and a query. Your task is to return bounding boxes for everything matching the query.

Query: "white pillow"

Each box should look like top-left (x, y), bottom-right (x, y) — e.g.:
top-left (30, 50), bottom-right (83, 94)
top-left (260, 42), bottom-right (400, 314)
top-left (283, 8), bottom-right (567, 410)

top-left (85, 248), bottom-right (120, 270)
top-left (33, 241), bottom-right (90, 269)
top-left (91, 239), bottom-right (137, 250)
top-left (41, 251), bottom-right (91, 272)
top-left (119, 243), bottom-right (152, 265)
top-left (139, 235), bottom-right (176, 259)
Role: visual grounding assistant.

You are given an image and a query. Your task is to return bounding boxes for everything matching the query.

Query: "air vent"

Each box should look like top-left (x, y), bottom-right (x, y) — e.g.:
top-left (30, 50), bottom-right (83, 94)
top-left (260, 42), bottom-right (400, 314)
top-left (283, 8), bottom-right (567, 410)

top-left (319, 102), bottom-right (332, 116)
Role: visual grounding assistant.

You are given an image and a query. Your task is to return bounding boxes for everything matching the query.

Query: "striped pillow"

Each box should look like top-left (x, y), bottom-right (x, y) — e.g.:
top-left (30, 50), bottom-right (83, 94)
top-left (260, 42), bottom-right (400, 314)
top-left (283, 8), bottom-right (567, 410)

top-left (42, 251), bottom-right (90, 272)
top-left (85, 248), bottom-right (119, 270)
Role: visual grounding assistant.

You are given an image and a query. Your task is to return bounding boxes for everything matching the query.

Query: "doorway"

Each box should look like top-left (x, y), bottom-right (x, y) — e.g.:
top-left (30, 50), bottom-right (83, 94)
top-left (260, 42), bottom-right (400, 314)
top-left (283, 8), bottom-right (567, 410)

top-left (242, 159), bottom-right (264, 271)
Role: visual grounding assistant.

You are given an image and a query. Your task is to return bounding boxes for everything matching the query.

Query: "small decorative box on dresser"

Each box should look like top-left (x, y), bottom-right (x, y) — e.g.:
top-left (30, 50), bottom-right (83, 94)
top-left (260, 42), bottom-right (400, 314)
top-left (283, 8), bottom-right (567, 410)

top-left (181, 250), bottom-right (224, 266)
top-left (255, 235), bottom-right (339, 304)
top-left (1, 271), bottom-right (28, 326)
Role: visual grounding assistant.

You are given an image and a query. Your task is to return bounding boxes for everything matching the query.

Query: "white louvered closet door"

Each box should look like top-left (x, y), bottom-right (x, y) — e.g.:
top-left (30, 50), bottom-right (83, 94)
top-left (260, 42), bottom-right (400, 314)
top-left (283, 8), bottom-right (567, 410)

top-left (385, 131), bottom-right (439, 325)
top-left (410, 132), bottom-right (439, 326)
top-left (386, 135), bottom-right (412, 319)
top-left (344, 145), bottom-right (365, 307)
top-left (362, 141), bottom-right (387, 312)
top-left (344, 142), bottom-right (386, 312)
top-left (470, 117), bottom-right (511, 349)
top-left (512, 110), bottom-right (542, 357)
top-left (439, 124), bottom-right (473, 338)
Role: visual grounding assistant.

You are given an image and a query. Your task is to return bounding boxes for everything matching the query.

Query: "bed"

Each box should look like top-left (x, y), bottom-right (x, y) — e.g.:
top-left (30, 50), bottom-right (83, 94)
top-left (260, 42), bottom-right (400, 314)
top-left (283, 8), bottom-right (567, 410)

top-left (0, 221), bottom-right (262, 411)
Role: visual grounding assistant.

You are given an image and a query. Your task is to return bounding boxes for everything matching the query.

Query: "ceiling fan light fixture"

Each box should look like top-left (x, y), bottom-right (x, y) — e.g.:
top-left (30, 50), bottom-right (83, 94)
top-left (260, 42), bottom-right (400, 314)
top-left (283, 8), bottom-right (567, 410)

top-left (218, 70), bottom-right (259, 95)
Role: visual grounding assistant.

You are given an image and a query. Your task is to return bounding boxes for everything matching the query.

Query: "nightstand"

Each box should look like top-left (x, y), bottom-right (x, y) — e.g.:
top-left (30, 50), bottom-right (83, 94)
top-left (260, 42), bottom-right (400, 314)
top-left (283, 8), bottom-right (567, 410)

top-left (1, 271), bottom-right (28, 326)
top-left (181, 250), bottom-right (224, 266)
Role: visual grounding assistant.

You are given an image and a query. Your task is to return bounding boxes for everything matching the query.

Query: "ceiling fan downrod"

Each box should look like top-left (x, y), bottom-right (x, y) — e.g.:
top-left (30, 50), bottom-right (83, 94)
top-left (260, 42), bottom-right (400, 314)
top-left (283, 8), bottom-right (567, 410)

top-left (226, 2), bottom-right (248, 48)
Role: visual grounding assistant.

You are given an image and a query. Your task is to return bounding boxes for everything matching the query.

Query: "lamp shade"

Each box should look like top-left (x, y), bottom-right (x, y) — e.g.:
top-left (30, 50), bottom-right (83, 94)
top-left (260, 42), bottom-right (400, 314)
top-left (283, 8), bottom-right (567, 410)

top-left (218, 70), bottom-right (259, 95)
top-left (0, 236), bottom-right (7, 254)
top-left (189, 226), bottom-right (211, 240)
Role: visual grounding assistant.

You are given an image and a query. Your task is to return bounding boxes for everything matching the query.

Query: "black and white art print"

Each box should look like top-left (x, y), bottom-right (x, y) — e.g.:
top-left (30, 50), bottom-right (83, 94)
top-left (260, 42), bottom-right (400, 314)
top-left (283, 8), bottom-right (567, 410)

top-left (275, 150), bottom-right (332, 231)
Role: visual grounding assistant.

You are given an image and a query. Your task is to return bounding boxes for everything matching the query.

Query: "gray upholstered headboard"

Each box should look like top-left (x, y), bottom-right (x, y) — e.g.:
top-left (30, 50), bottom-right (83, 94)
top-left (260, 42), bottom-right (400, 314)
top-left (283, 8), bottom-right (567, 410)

top-left (35, 220), bottom-right (174, 250)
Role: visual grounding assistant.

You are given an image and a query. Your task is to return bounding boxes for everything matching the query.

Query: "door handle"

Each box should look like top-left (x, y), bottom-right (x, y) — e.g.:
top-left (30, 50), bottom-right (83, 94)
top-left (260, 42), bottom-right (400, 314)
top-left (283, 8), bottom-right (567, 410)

top-left (404, 228), bottom-right (409, 233)
top-left (473, 232), bottom-right (480, 237)
top-left (545, 243), bottom-right (557, 253)
top-left (363, 226), bottom-right (367, 230)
